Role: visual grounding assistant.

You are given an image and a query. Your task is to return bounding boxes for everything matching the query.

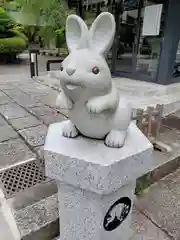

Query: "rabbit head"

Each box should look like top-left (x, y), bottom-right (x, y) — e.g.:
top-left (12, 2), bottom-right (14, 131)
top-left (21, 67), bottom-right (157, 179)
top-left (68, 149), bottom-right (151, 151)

top-left (59, 12), bottom-right (116, 96)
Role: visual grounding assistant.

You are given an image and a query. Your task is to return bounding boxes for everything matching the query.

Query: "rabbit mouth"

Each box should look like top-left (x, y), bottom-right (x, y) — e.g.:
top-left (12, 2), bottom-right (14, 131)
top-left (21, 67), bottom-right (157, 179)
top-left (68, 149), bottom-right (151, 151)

top-left (66, 84), bottom-right (81, 90)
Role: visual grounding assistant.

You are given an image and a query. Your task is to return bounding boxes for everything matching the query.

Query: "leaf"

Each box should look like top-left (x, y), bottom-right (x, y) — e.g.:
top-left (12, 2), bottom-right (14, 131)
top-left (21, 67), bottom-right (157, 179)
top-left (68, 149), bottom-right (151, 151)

top-left (16, 0), bottom-right (75, 46)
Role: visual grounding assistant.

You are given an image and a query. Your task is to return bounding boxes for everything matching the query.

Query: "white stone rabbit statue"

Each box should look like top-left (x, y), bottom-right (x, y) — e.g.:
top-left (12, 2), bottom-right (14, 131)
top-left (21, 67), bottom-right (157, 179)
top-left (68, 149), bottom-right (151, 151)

top-left (54, 12), bottom-right (132, 148)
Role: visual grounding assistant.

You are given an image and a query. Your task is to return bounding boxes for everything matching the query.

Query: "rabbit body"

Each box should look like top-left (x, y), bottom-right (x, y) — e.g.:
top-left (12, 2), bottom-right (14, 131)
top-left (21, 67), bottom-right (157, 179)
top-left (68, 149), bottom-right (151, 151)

top-left (55, 13), bottom-right (132, 148)
top-left (67, 92), bottom-right (131, 146)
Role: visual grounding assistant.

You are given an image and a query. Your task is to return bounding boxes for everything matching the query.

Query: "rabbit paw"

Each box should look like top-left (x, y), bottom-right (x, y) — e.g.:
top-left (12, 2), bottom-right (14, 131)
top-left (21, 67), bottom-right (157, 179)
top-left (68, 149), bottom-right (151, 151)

top-left (105, 130), bottom-right (126, 148)
top-left (86, 98), bottom-right (105, 114)
top-left (62, 120), bottom-right (79, 138)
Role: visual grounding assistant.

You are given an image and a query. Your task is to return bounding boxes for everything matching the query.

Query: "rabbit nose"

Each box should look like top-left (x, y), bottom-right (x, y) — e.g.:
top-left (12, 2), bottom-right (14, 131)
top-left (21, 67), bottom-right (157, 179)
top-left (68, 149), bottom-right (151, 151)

top-left (66, 68), bottom-right (76, 76)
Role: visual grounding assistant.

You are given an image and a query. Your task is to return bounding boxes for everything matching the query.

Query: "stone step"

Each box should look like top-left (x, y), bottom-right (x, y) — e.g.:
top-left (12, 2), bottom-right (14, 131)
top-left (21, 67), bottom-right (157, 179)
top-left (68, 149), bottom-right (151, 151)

top-left (135, 111), bottom-right (180, 194)
top-left (136, 127), bottom-right (180, 194)
top-left (136, 167), bottom-right (180, 239)
top-left (10, 187), bottom-right (170, 240)
top-left (1, 126), bottom-right (178, 240)
top-left (11, 129), bottom-right (180, 240)
top-left (1, 73), bottom-right (180, 239)
top-left (35, 73), bottom-right (180, 117)
top-left (7, 180), bottom-right (59, 240)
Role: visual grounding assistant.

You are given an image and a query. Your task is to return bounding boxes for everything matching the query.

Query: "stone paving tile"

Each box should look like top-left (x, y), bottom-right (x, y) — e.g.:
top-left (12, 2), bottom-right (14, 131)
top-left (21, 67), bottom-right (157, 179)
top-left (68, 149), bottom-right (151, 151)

top-left (56, 108), bottom-right (68, 117)
top-left (132, 209), bottom-right (170, 240)
top-left (35, 75), bottom-right (61, 91)
top-left (2, 78), bottom-right (59, 110)
top-left (3, 89), bottom-right (42, 108)
top-left (0, 91), bottom-right (15, 105)
top-left (39, 113), bottom-right (67, 126)
top-left (9, 116), bottom-right (41, 130)
top-left (29, 105), bottom-right (56, 117)
top-left (19, 125), bottom-right (47, 147)
top-left (0, 125), bottom-right (18, 142)
top-left (14, 82), bottom-right (41, 89)
top-left (29, 88), bottom-right (59, 106)
top-left (0, 138), bottom-right (36, 170)
top-left (20, 84), bottom-right (52, 96)
top-left (136, 168), bottom-right (180, 240)
top-left (37, 92), bottom-right (59, 106)
top-left (14, 194), bottom-right (58, 237)
top-left (13, 78), bottom-right (59, 107)
top-left (13, 95), bottom-right (42, 108)
top-left (0, 84), bottom-right (15, 90)
top-left (3, 88), bottom-right (24, 97)
top-left (0, 74), bottom-right (29, 83)
top-left (0, 115), bottom-right (8, 126)
top-left (0, 102), bottom-right (31, 120)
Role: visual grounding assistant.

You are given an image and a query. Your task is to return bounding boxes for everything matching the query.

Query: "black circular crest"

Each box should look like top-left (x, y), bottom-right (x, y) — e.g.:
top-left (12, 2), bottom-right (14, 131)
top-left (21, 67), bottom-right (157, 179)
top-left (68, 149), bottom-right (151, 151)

top-left (103, 197), bottom-right (132, 231)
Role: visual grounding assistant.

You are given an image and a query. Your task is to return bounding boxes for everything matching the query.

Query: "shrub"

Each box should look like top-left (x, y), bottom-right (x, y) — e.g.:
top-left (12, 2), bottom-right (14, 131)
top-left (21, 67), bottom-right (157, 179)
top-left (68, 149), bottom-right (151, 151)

top-left (0, 34), bottom-right (27, 54)
top-left (55, 28), bottom-right (65, 48)
top-left (15, 0), bottom-right (74, 47)
top-left (13, 23), bottom-right (25, 33)
top-left (12, 28), bottom-right (28, 42)
top-left (0, 7), bottom-right (28, 60)
top-left (0, 7), bottom-right (14, 32)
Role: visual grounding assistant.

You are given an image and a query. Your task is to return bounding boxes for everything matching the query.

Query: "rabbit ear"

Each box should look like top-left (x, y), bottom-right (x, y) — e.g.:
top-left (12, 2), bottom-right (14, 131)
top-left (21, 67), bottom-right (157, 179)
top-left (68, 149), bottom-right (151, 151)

top-left (66, 15), bottom-right (88, 52)
top-left (89, 12), bottom-right (116, 56)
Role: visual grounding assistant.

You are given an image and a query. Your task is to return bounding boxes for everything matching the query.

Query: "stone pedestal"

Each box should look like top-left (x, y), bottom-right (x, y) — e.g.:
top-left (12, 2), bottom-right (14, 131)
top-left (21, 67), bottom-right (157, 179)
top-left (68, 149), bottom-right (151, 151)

top-left (44, 122), bottom-right (153, 240)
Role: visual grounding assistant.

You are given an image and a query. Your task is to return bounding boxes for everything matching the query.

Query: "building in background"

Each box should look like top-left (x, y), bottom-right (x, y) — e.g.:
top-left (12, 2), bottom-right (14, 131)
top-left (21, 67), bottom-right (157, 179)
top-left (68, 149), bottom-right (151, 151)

top-left (110, 0), bottom-right (179, 85)
top-left (74, 0), bottom-right (180, 85)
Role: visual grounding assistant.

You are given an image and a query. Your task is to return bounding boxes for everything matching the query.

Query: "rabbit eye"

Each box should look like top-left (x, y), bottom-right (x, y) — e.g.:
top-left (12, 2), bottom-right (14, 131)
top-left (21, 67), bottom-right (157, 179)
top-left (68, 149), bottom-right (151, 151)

top-left (92, 66), bottom-right (100, 74)
top-left (60, 65), bottom-right (63, 71)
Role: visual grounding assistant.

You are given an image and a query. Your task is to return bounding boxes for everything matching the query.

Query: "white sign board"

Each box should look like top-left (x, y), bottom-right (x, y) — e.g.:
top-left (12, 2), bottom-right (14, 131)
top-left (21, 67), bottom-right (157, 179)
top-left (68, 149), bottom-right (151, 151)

top-left (142, 4), bottom-right (163, 36)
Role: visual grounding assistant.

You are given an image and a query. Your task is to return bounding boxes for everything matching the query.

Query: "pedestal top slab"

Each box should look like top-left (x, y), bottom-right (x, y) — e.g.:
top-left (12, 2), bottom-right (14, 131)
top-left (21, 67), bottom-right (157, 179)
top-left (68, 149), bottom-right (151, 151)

top-left (44, 122), bottom-right (153, 194)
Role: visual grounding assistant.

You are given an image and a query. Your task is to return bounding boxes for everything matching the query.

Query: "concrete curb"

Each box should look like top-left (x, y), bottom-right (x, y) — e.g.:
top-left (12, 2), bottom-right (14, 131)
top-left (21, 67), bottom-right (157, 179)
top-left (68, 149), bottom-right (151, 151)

top-left (3, 143), bottom-right (179, 240)
top-left (14, 194), bottom-right (59, 240)
top-left (7, 180), bottom-right (59, 240)
top-left (136, 128), bottom-right (180, 194)
top-left (0, 188), bottom-right (20, 240)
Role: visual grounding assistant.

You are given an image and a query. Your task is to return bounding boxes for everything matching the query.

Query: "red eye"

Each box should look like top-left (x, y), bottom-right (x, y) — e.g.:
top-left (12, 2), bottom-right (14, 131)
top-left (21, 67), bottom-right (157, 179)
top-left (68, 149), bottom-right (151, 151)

top-left (60, 65), bottom-right (63, 71)
top-left (92, 66), bottom-right (100, 74)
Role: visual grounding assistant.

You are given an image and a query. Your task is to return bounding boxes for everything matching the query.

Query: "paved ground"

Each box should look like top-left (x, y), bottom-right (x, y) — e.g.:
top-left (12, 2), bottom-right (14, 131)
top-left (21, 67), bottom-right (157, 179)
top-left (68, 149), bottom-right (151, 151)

top-left (0, 73), bottom-right (67, 197)
top-left (0, 54), bottom-right (62, 76)
top-left (0, 71), bottom-right (174, 239)
top-left (0, 72), bottom-right (65, 238)
top-left (136, 168), bottom-right (180, 240)
top-left (2, 54), bottom-right (180, 117)
top-left (0, 57), bottom-right (180, 239)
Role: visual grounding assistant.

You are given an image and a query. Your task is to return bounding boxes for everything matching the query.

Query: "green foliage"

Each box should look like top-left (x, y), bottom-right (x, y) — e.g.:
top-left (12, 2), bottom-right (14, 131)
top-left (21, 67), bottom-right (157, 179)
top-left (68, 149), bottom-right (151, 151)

top-left (0, 6), bottom-right (14, 32)
top-left (15, 0), bottom-right (43, 26)
top-left (0, 33), bottom-right (27, 53)
top-left (0, 0), bottom-right (73, 49)
top-left (12, 28), bottom-right (28, 42)
top-left (13, 23), bottom-right (25, 33)
top-left (0, 0), bottom-right (9, 7)
top-left (15, 0), bottom-right (74, 46)
top-left (23, 25), bottom-right (40, 44)
top-left (0, 6), bottom-right (28, 57)
top-left (55, 28), bottom-right (65, 48)
top-left (2, 1), bottom-right (17, 10)
top-left (15, 0), bottom-right (74, 27)
top-left (42, 0), bottom-right (74, 29)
